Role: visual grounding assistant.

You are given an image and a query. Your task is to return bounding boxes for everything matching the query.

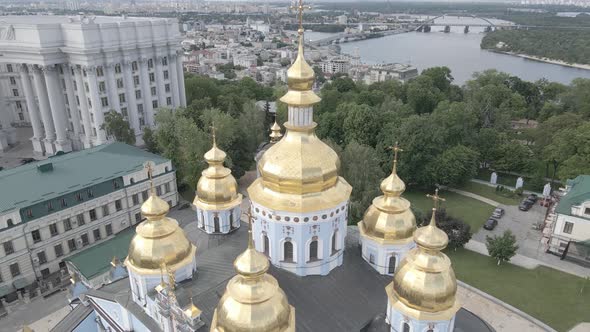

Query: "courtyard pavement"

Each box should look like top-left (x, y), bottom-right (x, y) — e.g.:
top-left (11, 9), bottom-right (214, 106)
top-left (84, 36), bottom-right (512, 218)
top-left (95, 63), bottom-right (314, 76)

top-left (0, 127), bottom-right (43, 171)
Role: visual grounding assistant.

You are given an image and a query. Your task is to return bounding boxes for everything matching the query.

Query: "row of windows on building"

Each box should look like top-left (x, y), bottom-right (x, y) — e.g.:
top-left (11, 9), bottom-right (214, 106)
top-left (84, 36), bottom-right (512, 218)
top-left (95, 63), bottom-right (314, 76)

top-left (254, 205), bottom-right (347, 223)
top-left (260, 232), bottom-right (340, 263)
top-left (0, 223), bottom-right (114, 282)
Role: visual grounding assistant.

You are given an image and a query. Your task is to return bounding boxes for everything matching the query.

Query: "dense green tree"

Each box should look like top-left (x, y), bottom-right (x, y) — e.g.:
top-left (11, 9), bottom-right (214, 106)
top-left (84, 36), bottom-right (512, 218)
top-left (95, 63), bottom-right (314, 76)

top-left (432, 101), bottom-right (478, 146)
top-left (486, 230), bottom-right (519, 265)
top-left (434, 209), bottom-right (472, 251)
top-left (406, 75), bottom-right (444, 114)
top-left (492, 143), bottom-right (533, 173)
top-left (142, 127), bottom-right (158, 153)
top-left (100, 110), bottom-right (136, 145)
top-left (544, 122), bottom-right (590, 182)
top-left (429, 145), bottom-right (480, 187)
top-left (422, 66), bottom-right (454, 96)
top-left (342, 103), bottom-right (381, 146)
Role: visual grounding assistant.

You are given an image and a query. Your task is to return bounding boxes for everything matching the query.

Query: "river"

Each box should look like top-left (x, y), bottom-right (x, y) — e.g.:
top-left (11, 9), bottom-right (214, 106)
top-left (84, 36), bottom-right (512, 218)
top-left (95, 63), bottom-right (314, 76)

top-left (305, 16), bottom-right (590, 85)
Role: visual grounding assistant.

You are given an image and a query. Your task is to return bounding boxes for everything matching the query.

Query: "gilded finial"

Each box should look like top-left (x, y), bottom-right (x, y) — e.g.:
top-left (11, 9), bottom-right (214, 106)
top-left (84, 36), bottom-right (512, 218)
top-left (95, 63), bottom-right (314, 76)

top-left (426, 188), bottom-right (446, 213)
top-left (210, 122), bottom-right (217, 147)
top-left (145, 161), bottom-right (155, 196)
top-left (290, 0), bottom-right (311, 34)
top-left (387, 142), bottom-right (403, 173)
top-left (243, 206), bottom-right (255, 249)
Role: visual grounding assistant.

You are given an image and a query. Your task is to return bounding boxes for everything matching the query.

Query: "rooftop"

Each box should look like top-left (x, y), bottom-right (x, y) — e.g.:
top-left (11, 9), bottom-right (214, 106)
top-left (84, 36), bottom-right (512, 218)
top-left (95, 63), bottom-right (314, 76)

top-left (0, 15), bottom-right (169, 25)
top-left (66, 227), bottom-right (136, 280)
top-left (556, 175), bottom-right (590, 216)
top-left (0, 142), bottom-right (168, 215)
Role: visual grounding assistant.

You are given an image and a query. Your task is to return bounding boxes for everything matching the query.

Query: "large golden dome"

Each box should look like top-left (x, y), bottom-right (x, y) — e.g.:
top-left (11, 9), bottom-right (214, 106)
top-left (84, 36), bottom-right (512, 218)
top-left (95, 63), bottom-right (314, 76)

top-left (126, 191), bottom-right (196, 274)
top-left (211, 223), bottom-right (295, 332)
top-left (358, 155), bottom-right (416, 244)
top-left (194, 138), bottom-right (242, 211)
top-left (386, 207), bottom-right (460, 320)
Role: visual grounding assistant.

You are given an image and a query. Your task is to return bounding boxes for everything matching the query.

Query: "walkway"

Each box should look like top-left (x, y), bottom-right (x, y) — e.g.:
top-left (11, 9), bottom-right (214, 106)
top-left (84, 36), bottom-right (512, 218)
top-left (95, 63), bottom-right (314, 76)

top-left (446, 187), bottom-right (500, 207)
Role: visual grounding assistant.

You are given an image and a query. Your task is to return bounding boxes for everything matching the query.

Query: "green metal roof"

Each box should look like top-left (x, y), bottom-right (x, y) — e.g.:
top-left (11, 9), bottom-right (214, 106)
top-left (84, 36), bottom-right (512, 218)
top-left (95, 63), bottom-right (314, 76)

top-left (65, 226), bottom-right (136, 279)
top-left (556, 175), bottom-right (590, 216)
top-left (0, 142), bottom-right (169, 215)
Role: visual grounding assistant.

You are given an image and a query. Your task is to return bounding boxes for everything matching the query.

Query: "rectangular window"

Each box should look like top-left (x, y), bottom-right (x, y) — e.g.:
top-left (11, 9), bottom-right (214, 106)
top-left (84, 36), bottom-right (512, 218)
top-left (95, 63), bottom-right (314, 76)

top-left (152, 100), bottom-right (158, 109)
top-left (149, 73), bottom-right (155, 82)
top-left (135, 212), bottom-right (142, 223)
top-left (137, 104), bottom-right (144, 114)
top-left (26, 209), bottom-right (33, 218)
top-left (151, 86), bottom-right (156, 96)
top-left (113, 180), bottom-right (121, 189)
top-left (115, 199), bottom-right (122, 211)
top-left (16, 101), bottom-right (22, 109)
top-left (132, 61), bottom-right (138, 71)
top-left (165, 83), bottom-right (170, 93)
top-left (164, 183), bottom-right (171, 193)
top-left (13, 89), bottom-right (19, 97)
top-left (132, 194), bottom-right (139, 205)
top-left (77, 213), bottom-right (85, 226)
top-left (139, 117), bottom-right (145, 126)
top-left (46, 201), bottom-right (53, 211)
top-left (89, 209), bottom-right (97, 221)
top-left (167, 97), bottom-right (172, 106)
top-left (3, 241), bottom-right (14, 255)
top-left (9, 76), bottom-right (16, 85)
top-left (60, 198), bottom-right (67, 208)
top-left (76, 192), bottom-right (83, 201)
top-left (102, 205), bottom-right (109, 217)
top-left (142, 190), bottom-right (149, 201)
top-left (121, 107), bottom-right (128, 117)
top-left (162, 57), bottom-right (168, 66)
top-left (585, 207), bottom-right (590, 215)
top-left (68, 238), bottom-right (77, 252)
top-left (96, 66), bottom-right (104, 77)
top-left (115, 64), bottom-right (122, 74)
top-left (6, 64), bottom-right (13, 72)
top-left (135, 90), bottom-right (141, 99)
top-left (81, 233), bottom-right (89, 246)
top-left (10, 263), bottom-right (20, 277)
top-left (163, 70), bottom-right (169, 79)
top-left (63, 218), bottom-right (72, 231)
top-left (106, 223), bottom-right (113, 236)
top-left (37, 251), bottom-right (47, 265)
top-left (98, 81), bottom-right (106, 92)
top-left (119, 93), bottom-right (126, 103)
top-left (87, 189), bottom-right (94, 198)
top-left (76, 96), bottom-right (80, 106)
top-left (156, 186), bottom-right (162, 196)
top-left (84, 82), bottom-right (89, 92)
top-left (32, 230), bottom-right (42, 243)
top-left (117, 78), bottom-right (124, 89)
top-left (49, 223), bottom-right (59, 237)
top-left (93, 228), bottom-right (101, 241)
top-left (148, 59), bottom-right (153, 69)
top-left (54, 244), bottom-right (63, 258)
top-left (101, 97), bottom-right (109, 107)
top-left (563, 221), bottom-right (574, 234)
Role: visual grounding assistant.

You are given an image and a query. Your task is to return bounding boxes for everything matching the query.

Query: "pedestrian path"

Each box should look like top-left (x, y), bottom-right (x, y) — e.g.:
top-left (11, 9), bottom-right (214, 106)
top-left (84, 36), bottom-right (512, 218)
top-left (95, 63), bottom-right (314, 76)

top-left (470, 179), bottom-right (542, 196)
top-left (465, 240), bottom-right (541, 269)
top-left (446, 187), bottom-right (500, 207)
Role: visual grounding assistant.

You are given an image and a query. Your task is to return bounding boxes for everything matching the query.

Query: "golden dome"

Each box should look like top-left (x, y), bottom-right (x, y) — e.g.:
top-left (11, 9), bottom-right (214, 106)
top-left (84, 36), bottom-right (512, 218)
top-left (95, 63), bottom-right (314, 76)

top-left (194, 138), bottom-right (242, 211)
top-left (280, 30), bottom-right (321, 106)
top-left (248, 123), bottom-right (352, 213)
top-left (358, 153), bottom-right (416, 245)
top-left (269, 120), bottom-right (283, 143)
top-left (126, 190), bottom-right (196, 275)
top-left (211, 222), bottom-right (295, 332)
top-left (386, 207), bottom-right (460, 320)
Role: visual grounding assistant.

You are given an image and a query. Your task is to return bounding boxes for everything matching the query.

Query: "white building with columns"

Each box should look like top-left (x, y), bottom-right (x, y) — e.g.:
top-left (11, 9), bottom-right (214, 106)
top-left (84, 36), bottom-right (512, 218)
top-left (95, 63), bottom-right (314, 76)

top-left (0, 15), bottom-right (186, 155)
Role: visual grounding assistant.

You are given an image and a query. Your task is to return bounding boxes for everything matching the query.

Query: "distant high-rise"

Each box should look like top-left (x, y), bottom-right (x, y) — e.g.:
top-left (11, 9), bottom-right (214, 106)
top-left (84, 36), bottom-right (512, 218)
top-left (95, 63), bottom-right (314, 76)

top-left (0, 15), bottom-right (186, 155)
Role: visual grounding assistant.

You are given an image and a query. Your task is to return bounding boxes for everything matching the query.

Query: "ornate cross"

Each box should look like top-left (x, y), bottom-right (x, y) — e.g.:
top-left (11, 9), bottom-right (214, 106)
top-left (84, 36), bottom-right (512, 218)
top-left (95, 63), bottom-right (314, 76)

top-left (426, 188), bottom-right (446, 210)
top-left (387, 142), bottom-right (403, 172)
top-left (145, 161), bottom-right (155, 194)
top-left (290, 0), bottom-right (311, 32)
top-left (210, 122), bottom-right (217, 146)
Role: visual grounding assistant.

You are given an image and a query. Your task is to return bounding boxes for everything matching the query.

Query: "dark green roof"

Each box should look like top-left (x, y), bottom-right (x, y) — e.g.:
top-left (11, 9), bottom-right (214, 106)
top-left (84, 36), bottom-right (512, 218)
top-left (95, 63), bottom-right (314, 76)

top-left (66, 226), bottom-right (135, 279)
top-left (556, 175), bottom-right (590, 216)
top-left (0, 142), bottom-right (168, 215)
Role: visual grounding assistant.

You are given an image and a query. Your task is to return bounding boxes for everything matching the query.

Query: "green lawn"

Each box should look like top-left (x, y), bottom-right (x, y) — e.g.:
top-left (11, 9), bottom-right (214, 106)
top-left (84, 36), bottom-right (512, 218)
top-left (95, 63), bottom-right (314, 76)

top-left (404, 189), bottom-right (495, 230)
top-left (447, 248), bottom-right (590, 332)
top-left (458, 181), bottom-right (521, 206)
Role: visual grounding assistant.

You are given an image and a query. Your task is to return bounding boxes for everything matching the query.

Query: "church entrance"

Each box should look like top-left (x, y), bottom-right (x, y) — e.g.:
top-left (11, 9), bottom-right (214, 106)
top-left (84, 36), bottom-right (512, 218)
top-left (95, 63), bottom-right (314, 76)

top-left (388, 256), bottom-right (396, 274)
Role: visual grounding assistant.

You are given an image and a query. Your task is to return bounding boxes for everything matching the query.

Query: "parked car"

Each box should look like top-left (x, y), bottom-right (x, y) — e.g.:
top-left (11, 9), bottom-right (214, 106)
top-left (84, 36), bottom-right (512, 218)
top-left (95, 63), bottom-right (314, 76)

top-left (484, 218), bottom-right (498, 230)
top-left (519, 200), bottom-right (533, 211)
top-left (20, 158), bottom-right (37, 165)
top-left (492, 207), bottom-right (505, 219)
top-left (527, 194), bottom-right (538, 202)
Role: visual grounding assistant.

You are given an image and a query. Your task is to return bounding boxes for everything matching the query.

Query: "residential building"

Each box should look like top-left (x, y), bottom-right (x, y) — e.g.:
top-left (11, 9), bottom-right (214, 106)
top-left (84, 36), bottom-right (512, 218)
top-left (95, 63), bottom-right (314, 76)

top-left (320, 57), bottom-right (351, 76)
top-left (364, 63), bottom-right (419, 84)
top-left (546, 175), bottom-right (590, 263)
top-left (0, 142), bottom-right (177, 301)
top-left (0, 15), bottom-right (186, 156)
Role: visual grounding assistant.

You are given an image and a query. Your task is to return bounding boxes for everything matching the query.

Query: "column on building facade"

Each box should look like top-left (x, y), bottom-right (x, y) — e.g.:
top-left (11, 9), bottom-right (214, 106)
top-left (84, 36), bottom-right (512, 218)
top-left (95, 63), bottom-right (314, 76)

top-left (43, 64), bottom-right (72, 152)
top-left (168, 53), bottom-right (181, 108)
top-left (85, 66), bottom-right (107, 144)
top-left (62, 65), bottom-right (81, 138)
top-left (73, 66), bottom-right (94, 148)
top-left (154, 56), bottom-right (167, 109)
top-left (175, 51), bottom-right (187, 107)
top-left (105, 63), bottom-right (121, 113)
top-left (31, 65), bottom-right (57, 155)
top-left (138, 57), bottom-right (154, 127)
top-left (122, 60), bottom-right (140, 136)
top-left (18, 64), bottom-right (45, 154)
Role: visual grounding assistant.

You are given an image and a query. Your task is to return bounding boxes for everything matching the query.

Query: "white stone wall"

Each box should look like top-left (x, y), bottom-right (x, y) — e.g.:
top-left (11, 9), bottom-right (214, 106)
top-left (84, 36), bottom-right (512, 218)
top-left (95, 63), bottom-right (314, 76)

top-left (359, 236), bottom-right (416, 275)
top-left (250, 200), bottom-right (349, 276)
top-left (386, 305), bottom-right (456, 332)
top-left (195, 203), bottom-right (241, 234)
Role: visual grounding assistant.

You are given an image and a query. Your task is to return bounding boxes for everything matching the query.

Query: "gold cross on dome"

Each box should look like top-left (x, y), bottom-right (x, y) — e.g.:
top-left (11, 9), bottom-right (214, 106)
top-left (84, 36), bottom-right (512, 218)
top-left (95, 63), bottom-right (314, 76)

top-left (210, 122), bottom-right (217, 146)
top-left (290, 0), bottom-right (311, 32)
top-left (387, 142), bottom-right (403, 172)
top-left (426, 188), bottom-right (446, 210)
top-left (144, 161), bottom-right (155, 194)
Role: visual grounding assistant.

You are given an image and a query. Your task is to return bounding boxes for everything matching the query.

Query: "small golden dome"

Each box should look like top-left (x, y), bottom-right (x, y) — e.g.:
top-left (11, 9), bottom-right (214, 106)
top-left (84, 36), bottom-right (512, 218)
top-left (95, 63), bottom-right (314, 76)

top-left (211, 224), bottom-right (295, 332)
top-left (386, 207), bottom-right (460, 320)
top-left (358, 152), bottom-right (416, 244)
top-left (269, 120), bottom-right (283, 143)
top-left (126, 190), bottom-right (196, 274)
top-left (194, 138), bottom-right (242, 211)
top-left (280, 30), bottom-right (321, 106)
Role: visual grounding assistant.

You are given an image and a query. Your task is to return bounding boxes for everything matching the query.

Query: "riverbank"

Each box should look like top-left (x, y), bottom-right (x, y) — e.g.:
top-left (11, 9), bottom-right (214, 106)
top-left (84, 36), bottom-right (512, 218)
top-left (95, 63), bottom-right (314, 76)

top-left (488, 49), bottom-right (590, 71)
